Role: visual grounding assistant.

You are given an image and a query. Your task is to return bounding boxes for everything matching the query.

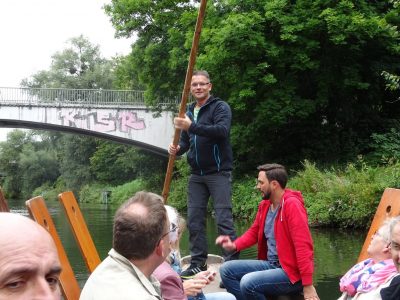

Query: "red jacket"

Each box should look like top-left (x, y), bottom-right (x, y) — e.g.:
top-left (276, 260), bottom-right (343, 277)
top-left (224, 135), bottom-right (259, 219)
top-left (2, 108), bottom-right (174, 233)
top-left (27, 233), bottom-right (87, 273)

top-left (234, 189), bottom-right (314, 286)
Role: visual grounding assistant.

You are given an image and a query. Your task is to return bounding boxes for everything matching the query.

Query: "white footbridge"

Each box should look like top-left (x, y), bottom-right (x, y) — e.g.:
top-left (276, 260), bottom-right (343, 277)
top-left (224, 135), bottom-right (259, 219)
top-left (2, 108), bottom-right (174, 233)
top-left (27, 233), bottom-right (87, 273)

top-left (0, 87), bottom-right (180, 156)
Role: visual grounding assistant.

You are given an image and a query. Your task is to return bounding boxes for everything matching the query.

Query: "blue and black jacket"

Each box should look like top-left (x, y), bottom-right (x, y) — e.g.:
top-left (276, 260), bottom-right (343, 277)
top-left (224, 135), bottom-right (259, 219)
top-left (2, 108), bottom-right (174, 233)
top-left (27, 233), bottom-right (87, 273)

top-left (177, 95), bottom-right (233, 175)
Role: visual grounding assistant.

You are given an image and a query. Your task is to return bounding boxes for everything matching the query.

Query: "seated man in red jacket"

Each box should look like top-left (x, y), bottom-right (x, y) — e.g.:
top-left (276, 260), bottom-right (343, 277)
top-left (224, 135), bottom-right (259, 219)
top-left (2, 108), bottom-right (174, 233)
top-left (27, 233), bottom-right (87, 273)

top-left (216, 163), bottom-right (319, 300)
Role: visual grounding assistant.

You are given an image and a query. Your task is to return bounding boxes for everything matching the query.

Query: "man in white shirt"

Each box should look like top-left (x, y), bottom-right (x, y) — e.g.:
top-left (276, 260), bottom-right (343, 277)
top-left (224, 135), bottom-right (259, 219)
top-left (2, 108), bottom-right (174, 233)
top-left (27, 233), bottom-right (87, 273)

top-left (80, 191), bottom-right (171, 300)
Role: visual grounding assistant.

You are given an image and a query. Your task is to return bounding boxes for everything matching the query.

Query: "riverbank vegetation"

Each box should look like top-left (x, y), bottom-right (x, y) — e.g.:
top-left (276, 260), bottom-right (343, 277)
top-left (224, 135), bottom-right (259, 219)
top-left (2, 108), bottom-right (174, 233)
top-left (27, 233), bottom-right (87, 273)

top-left (167, 158), bottom-right (400, 229)
top-left (1, 126), bottom-right (399, 228)
top-left (0, 1), bottom-right (399, 229)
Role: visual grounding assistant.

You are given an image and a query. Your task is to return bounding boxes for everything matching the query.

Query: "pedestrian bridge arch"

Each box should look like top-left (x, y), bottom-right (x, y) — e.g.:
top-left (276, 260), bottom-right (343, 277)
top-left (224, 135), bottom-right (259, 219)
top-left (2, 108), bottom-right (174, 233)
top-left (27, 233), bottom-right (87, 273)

top-left (0, 87), bottom-right (179, 156)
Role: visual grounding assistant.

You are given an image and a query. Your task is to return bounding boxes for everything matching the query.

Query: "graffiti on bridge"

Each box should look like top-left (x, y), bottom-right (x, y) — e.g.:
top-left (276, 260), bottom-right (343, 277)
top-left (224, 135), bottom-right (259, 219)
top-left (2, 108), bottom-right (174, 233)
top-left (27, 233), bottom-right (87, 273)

top-left (59, 110), bottom-right (146, 133)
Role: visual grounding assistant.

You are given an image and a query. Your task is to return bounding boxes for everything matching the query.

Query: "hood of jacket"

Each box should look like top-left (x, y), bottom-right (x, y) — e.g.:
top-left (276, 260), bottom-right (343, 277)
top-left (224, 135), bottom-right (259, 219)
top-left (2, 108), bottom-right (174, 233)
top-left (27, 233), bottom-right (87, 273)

top-left (279, 189), bottom-right (304, 221)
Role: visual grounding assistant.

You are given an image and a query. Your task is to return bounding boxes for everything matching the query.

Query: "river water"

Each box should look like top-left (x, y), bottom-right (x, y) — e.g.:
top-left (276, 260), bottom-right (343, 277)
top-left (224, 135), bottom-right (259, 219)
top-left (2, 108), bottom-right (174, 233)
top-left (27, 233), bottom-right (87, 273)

top-left (8, 197), bottom-right (365, 300)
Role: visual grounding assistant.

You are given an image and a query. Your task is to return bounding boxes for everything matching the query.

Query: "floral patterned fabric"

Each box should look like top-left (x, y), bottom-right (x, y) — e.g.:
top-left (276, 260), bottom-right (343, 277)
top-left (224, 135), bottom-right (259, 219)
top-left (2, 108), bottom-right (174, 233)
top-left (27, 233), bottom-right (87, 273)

top-left (340, 258), bottom-right (397, 296)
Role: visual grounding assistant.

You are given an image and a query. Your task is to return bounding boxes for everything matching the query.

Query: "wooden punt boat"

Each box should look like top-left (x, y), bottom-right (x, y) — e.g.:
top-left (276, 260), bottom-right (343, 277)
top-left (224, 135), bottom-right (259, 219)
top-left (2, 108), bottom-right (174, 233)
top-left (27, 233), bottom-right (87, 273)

top-left (2, 187), bottom-right (400, 299)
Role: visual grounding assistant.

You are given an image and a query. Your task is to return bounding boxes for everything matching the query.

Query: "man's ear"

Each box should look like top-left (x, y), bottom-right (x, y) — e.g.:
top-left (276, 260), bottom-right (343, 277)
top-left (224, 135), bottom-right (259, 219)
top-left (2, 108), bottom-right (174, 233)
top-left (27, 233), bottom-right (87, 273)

top-left (271, 180), bottom-right (279, 190)
top-left (155, 239), bottom-right (167, 257)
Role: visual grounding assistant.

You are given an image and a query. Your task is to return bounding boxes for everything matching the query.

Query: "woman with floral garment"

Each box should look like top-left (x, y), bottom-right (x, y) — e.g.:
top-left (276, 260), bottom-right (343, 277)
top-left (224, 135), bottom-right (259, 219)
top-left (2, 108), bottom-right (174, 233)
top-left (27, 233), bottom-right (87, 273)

top-left (338, 218), bottom-right (398, 299)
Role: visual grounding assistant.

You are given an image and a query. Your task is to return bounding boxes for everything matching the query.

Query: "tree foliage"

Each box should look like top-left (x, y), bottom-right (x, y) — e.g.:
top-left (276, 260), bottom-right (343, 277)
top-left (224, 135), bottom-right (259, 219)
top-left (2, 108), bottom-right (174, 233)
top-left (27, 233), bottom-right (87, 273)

top-left (89, 140), bottom-right (167, 188)
top-left (0, 130), bottom-right (60, 198)
top-left (105, 0), bottom-right (400, 171)
top-left (0, 130), bottom-right (32, 197)
top-left (19, 144), bottom-right (60, 198)
top-left (21, 35), bottom-right (116, 89)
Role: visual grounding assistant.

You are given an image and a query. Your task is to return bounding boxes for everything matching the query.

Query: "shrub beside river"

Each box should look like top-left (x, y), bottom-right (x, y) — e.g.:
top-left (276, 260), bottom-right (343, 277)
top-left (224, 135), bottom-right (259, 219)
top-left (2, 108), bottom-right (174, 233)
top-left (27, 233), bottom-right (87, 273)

top-left (79, 159), bottom-right (400, 229)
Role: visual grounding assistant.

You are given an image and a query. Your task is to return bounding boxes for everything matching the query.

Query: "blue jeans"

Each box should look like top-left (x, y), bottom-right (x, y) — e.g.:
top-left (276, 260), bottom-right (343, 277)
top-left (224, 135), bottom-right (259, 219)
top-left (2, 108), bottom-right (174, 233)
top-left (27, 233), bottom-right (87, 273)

top-left (188, 291), bottom-right (236, 300)
top-left (220, 260), bottom-right (302, 300)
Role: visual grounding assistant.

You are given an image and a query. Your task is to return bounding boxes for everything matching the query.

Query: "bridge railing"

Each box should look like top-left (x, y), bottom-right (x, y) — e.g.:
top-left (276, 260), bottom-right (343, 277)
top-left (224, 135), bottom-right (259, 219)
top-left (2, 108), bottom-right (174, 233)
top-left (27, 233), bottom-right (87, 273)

top-left (0, 87), bottom-right (180, 107)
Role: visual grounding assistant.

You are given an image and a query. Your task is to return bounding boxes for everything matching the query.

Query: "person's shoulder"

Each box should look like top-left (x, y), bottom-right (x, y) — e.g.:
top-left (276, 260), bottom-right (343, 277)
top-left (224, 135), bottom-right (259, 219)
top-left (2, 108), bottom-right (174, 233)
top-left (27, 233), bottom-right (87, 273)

top-left (209, 97), bottom-right (231, 117)
top-left (256, 200), bottom-right (270, 212)
top-left (153, 261), bottom-right (177, 280)
top-left (381, 273), bottom-right (400, 295)
top-left (213, 96), bottom-right (230, 106)
top-left (283, 189), bottom-right (304, 203)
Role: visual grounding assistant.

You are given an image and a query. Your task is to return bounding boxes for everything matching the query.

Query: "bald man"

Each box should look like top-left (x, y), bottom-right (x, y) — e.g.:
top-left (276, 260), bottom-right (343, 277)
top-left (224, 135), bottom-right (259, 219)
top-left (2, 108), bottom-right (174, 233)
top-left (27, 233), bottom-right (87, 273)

top-left (0, 212), bottom-right (62, 300)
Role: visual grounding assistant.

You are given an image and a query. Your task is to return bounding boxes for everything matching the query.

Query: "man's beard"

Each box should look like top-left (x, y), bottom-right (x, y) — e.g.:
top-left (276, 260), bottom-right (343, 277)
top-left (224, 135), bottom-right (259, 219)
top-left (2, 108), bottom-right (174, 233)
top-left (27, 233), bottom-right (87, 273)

top-left (263, 190), bottom-right (271, 200)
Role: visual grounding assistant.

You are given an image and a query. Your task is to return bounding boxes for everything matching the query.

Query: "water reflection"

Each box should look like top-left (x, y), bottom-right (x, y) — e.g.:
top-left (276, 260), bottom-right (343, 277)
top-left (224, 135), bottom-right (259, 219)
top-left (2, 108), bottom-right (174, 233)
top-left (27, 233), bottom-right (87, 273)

top-left (8, 198), bottom-right (365, 299)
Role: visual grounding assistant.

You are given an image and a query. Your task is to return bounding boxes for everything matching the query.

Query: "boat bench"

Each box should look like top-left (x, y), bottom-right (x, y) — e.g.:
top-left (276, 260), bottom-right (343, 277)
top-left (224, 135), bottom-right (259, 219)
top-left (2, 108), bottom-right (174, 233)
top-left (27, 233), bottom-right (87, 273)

top-left (26, 196), bottom-right (81, 300)
top-left (58, 191), bottom-right (101, 273)
top-left (357, 188), bottom-right (400, 262)
top-left (25, 191), bottom-right (101, 300)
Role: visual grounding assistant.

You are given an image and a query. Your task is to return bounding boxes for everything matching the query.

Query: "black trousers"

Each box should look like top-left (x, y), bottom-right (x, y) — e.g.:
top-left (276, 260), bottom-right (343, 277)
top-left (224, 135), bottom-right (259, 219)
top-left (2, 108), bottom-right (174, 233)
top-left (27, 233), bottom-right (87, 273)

top-left (187, 171), bottom-right (239, 265)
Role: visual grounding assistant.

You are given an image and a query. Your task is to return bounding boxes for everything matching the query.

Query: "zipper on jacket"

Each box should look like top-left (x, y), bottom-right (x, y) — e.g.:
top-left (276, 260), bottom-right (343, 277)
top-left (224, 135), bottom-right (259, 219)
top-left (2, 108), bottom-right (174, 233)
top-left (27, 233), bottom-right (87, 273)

top-left (194, 135), bottom-right (203, 175)
top-left (190, 107), bottom-right (203, 175)
top-left (213, 144), bottom-right (221, 171)
top-left (190, 99), bottom-right (215, 175)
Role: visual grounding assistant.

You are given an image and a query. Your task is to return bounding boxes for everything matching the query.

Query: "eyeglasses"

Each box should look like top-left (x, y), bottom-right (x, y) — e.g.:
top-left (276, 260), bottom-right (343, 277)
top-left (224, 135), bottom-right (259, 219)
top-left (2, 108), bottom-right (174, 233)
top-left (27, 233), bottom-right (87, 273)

top-left (191, 82), bottom-right (210, 88)
top-left (158, 223), bottom-right (178, 244)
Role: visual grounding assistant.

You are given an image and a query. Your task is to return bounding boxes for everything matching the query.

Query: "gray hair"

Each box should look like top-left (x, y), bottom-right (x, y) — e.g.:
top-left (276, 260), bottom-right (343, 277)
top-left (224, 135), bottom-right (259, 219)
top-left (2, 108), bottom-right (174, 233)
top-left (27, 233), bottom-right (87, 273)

top-left (389, 216), bottom-right (400, 240)
top-left (377, 217), bottom-right (395, 242)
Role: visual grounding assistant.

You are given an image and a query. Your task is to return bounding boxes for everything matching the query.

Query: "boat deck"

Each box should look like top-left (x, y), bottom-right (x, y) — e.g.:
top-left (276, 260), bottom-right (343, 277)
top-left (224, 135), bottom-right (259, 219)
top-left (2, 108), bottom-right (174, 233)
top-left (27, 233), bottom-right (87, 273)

top-left (181, 254), bottom-right (225, 294)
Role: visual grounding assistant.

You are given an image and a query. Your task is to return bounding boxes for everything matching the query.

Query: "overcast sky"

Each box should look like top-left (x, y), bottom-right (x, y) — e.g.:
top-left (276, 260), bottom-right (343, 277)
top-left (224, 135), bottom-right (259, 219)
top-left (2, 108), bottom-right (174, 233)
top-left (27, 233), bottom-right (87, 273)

top-left (0, 0), bottom-right (133, 140)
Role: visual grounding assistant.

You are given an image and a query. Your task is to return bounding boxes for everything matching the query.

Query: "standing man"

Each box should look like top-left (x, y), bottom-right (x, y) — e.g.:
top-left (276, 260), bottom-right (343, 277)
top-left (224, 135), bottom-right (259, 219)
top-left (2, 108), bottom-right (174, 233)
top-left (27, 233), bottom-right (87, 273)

top-left (80, 191), bottom-right (171, 300)
top-left (0, 212), bottom-right (62, 300)
top-left (216, 163), bottom-right (319, 300)
top-left (380, 216), bottom-right (400, 299)
top-left (169, 70), bottom-right (238, 279)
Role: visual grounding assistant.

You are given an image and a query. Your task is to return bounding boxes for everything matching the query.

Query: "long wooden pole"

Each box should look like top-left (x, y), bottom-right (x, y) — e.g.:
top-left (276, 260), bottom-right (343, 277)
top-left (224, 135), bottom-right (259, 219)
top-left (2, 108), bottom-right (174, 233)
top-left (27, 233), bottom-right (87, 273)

top-left (162, 0), bottom-right (208, 203)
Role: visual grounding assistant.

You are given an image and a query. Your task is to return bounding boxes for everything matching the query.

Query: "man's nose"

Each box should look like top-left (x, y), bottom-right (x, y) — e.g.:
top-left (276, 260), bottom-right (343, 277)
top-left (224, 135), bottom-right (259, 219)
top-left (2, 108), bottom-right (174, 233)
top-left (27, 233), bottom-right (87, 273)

top-left (32, 278), bottom-right (60, 300)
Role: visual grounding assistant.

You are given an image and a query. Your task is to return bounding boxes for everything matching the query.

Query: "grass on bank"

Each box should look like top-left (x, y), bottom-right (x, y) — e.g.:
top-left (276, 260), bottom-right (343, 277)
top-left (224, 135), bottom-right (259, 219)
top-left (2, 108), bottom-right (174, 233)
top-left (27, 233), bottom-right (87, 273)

top-left (166, 159), bottom-right (400, 229)
top-left (290, 160), bottom-right (400, 228)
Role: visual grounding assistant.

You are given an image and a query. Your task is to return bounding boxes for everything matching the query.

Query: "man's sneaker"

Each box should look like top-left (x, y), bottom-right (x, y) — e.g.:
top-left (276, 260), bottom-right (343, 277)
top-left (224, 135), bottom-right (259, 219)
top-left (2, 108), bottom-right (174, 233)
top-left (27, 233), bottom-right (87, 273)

top-left (180, 263), bottom-right (207, 279)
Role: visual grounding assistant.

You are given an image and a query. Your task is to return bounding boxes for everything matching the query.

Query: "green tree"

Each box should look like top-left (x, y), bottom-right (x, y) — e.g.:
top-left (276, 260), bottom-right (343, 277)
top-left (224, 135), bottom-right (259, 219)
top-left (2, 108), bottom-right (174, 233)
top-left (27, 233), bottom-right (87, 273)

top-left (104, 0), bottom-right (194, 104)
top-left (90, 141), bottom-right (139, 185)
top-left (0, 130), bottom-right (32, 197)
top-left (21, 35), bottom-right (116, 89)
top-left (90, 140), bottom-right (167, 190)
top-left (20, 36), bottom-right (121, 193)
top-left (19, 144), bottom-right (60, 198)
top-left (58, 134), bottom-right (97, 193)
top-left (105, 0), bottom-right (400, 171)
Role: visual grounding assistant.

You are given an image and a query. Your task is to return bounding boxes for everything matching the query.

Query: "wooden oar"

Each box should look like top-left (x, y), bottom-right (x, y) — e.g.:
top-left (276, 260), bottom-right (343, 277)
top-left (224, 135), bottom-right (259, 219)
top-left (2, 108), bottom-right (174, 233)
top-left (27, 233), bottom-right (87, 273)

top-left (162, 0), bottom-right (208, 203)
